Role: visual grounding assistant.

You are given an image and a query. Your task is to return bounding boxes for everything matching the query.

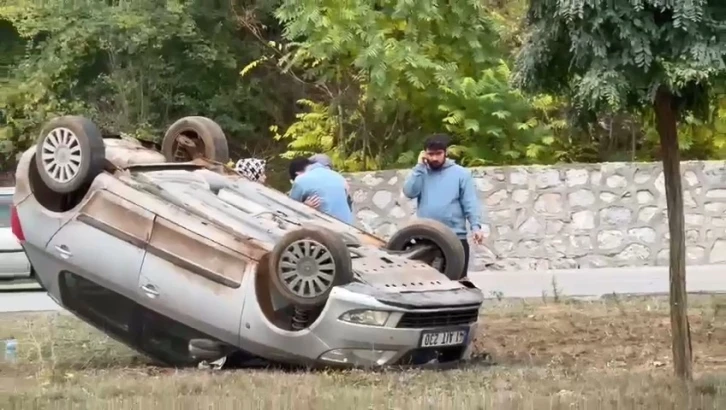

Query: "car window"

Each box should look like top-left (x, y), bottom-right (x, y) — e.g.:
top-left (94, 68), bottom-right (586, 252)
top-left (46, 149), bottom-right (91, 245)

top-left (0, 195), bottom-right (11, 228)
top-left (59, 271), bottom-right (208, 366)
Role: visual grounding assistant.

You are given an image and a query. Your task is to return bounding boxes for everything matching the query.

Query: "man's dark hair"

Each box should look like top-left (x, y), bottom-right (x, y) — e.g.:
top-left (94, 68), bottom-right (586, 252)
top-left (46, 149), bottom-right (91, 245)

top-left (288, 157), bottom-right (312, 181)
top-left (423, 134), bottom-right (451, 151)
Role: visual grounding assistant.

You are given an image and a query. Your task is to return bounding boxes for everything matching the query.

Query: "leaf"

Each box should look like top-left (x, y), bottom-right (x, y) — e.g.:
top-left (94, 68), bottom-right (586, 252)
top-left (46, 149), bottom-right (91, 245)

top-left (492, 110), bottom-right (510, 119)
top-left (463, 119), bottom-right (480, 132)
top-left (240, 57), bottom-right (269, 78)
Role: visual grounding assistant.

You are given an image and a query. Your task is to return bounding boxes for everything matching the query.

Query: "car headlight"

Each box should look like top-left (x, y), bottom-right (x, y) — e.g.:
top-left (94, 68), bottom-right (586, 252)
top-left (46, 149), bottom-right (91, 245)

top-left (339, 309), bottom-right (390, 326)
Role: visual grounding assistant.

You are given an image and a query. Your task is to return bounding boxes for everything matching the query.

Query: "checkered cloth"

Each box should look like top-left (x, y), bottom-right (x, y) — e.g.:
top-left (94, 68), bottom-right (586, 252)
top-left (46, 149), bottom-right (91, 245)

top-left (234, 158), bottom-right (266, 182)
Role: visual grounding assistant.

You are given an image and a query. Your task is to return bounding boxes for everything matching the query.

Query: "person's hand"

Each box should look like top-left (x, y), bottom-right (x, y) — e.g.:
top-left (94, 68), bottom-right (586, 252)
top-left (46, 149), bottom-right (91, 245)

top-left (472, 230), bottom-right (485, 245)
top-left (417, 150), bottom-right (427, 165)
top-left (304, 195), bottom-right (321, 209)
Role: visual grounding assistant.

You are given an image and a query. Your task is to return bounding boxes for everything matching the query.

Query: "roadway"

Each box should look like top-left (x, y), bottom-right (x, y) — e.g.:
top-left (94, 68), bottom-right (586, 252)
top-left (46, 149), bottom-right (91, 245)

top-left (2, 264), bottom-right (726, 313)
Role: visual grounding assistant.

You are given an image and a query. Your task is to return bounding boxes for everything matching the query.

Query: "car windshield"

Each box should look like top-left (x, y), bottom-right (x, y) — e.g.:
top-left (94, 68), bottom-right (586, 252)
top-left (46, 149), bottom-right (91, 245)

top-left (0, 195), bottom-right (10, 228)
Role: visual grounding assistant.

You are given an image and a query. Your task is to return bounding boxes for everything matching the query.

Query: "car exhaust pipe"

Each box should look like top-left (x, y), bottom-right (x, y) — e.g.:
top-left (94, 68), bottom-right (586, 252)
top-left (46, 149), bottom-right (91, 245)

top-left (459, 279), bottom-right (478, 289)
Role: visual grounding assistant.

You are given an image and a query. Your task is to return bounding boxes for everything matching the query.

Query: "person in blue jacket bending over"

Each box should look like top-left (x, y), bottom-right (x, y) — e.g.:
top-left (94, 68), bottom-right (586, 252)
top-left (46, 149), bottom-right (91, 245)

top-left (402, 134), bottom-right (486, 279)
top-left (288, 157), bottom-right (354, 225)
top-left (309, 153), bottom-right (354, 211)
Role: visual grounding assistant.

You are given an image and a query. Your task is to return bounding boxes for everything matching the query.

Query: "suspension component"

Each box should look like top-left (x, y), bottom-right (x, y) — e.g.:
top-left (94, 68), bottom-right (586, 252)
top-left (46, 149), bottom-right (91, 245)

top-left (172, 134), bottom-right (198, 162)
top-left (291, 306), bottom-right (310, 331)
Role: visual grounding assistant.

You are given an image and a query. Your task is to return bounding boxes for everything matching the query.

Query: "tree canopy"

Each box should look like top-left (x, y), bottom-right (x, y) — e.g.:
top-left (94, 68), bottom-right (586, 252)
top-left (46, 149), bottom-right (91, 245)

top-left (514, 0), bottom-right (726, 114)
top-left (260, 0), bottom-right (551, 170)
top-left (0, 0), bottom-right (299, 179)
top-left (2, 0), bottom-right (726, 186)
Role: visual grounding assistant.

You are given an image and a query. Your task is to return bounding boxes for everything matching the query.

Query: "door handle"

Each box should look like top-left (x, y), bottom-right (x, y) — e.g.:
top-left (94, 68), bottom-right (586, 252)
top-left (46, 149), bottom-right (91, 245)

top-left (54, 245), bottom-right (72, 259)
top-left (140, 284), bottom-right (160, 299)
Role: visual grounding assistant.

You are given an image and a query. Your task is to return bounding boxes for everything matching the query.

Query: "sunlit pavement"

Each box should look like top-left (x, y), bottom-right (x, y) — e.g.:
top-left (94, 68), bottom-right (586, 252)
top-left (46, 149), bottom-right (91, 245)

top-left (3, 264), bottom-right (726, 313)
top-left (467, 264), bottom-right (726, 299)
top-left (0, 281), bottom-right (43, 292)
top-left (0, 291), bottom-right (63, 313)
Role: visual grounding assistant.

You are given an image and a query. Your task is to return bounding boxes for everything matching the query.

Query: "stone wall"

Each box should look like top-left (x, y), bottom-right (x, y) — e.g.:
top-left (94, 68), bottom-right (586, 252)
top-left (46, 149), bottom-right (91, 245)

top-left (345, 161), bottom-right (726, 271)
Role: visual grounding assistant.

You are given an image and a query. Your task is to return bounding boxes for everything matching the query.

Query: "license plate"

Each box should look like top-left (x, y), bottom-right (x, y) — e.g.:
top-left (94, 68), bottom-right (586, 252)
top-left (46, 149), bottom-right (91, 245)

top-left (419, 329), bottom-right (467, 348)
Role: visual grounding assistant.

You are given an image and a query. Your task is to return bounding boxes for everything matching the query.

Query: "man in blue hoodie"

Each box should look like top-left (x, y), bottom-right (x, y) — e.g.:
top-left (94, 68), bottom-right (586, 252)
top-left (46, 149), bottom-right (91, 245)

top-left (309, 153), bottom-right (354, 211)
top-left (402, 134), bottom-right (485, 279)
top-left (288, 157), bottom-right (354, 224)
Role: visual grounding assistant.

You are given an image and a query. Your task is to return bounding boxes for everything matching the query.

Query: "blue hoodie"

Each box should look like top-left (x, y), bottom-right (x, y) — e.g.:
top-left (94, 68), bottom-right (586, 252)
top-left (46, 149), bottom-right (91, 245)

top-left (402, 159), bottom-right (485, 238)
top-left (290, 163), bottom-right (354, 224)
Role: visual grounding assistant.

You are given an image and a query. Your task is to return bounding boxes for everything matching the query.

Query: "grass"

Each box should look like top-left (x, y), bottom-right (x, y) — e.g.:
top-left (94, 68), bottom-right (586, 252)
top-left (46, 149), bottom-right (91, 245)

top-left (2, 295), bottom-right (726, 408)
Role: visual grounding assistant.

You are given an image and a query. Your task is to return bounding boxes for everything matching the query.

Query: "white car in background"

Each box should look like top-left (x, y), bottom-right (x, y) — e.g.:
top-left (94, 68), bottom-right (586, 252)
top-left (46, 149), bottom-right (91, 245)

top-left (0, 187), bottom-right (38, 289)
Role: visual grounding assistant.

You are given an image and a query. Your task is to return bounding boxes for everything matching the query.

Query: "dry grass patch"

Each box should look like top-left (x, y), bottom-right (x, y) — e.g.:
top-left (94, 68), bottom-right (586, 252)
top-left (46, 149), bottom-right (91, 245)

top-left (1, 295), bottom-right (726, 409)
top-left (477, 295), bottom-right (726, 371)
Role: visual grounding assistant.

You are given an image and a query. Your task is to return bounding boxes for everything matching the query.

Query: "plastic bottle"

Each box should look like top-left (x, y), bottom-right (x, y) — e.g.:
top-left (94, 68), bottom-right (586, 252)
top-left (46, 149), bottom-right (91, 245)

top-left (4, 338), bottom-right (17, 363)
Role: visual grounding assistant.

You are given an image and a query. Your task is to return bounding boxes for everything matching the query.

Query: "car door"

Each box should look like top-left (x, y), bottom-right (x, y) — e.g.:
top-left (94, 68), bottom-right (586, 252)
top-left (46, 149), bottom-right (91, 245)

top-left (45, 189), bottom-right (154, 301)
top-left (57, 270), bottom-right (203, 367)
top-left (137, 208), bottom-right (252, 347)
top-left (0, 192), bottom-right (31, 279)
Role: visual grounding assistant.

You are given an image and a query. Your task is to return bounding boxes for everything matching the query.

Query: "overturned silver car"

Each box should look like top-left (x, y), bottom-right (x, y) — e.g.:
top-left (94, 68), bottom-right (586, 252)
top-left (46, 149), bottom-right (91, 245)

top-left (11, 115), bottom-right (484, 368)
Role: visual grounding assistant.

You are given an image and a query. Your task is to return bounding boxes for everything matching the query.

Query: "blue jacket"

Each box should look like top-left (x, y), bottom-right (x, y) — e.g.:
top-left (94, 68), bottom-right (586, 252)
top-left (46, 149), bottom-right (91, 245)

top-left (402, 159), bottom-right (485, 238)
top-left (290, 163), bottom-right (354, 224)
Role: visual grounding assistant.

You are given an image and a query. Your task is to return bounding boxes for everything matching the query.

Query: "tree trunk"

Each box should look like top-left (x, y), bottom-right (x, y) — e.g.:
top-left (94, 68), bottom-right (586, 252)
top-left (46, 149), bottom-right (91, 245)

top-left (653, 86), bottom-right (692, 381)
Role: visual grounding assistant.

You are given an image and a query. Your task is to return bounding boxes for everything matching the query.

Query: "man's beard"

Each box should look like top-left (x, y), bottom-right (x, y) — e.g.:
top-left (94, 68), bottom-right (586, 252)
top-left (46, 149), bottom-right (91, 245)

top-left (428, 160), bottom-right (445, 170)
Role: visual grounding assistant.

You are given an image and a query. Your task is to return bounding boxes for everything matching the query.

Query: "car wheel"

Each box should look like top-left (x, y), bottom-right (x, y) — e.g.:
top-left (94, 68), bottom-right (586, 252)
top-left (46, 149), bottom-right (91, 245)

top-left (385, 219), bottom-right (466, 280)
top-left (34, 116), bottom-right (106, 194)
top-left (268, 226), bottom-right (353, 307)
top-left (161, 116), bottom-right (229, 163)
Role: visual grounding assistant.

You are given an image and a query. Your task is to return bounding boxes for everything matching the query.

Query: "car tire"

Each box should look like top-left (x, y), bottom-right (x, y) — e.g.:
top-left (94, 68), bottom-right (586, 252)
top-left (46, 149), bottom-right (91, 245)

top-left (268, 226), bottom-right (353, 307)
top-left (161, 116), bottom-right (229, 163)
top-left (385, 218), bottom-right (466, 280)
top-left (34, 116), bottom-right (106, 194)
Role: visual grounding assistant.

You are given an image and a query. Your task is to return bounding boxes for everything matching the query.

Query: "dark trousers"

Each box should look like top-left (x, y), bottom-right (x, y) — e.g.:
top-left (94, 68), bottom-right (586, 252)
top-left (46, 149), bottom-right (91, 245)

top-left (461, 239), bottom-right (470, 278)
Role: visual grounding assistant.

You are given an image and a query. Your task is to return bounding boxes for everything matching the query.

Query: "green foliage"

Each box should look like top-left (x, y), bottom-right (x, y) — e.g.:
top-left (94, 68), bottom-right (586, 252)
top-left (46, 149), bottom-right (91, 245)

top-left (484, 0), bottom-right (528, 51)
top-left (0, 0), bottom-right (294, 169)
top-left (514, 0), bottom-right (726, 117)
top-left (262, 0), bottom-right (559, 169)
top-left (276, 0), bottom-right (502, 100)
top-left (640, 94), bottom-right (726, 160)
top-left (4, 0), bottom-right (726, 175)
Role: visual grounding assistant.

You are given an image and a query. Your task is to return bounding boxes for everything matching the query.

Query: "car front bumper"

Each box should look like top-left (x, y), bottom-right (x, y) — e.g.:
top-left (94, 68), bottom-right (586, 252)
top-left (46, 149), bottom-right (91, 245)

top-left (312, 286), bottom-right (479, 367)
top-left (239, 280), bottom-right (482, 368)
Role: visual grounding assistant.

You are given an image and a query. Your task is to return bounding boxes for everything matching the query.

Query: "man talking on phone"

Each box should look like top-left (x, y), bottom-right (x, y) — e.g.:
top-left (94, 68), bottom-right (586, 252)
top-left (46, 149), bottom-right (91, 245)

top-left (402, 134), bottom-right (486, 279)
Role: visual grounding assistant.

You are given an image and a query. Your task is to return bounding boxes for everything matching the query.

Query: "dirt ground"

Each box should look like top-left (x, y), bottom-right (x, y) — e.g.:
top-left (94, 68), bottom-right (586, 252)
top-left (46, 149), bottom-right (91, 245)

top-left (2, 295), bottom-right (726, 409)
top-left (476, 295), bottom-right (726, 372)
